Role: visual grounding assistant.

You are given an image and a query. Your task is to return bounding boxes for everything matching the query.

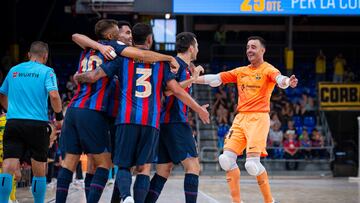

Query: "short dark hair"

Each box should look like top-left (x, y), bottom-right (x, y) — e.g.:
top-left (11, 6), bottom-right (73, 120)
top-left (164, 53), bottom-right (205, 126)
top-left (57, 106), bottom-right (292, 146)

top-left (30, 41), bottom-right (49, 55)
top-left (247, 36), bottom-right (266, 48)
top-left (176, 32), bottom-right (197, 53)
top-left (132, 23), bottom-right (152, 45)
top-left (95, 19), bottom-right (118, 40)
top-left (118, 21), bottom-right (132, 30)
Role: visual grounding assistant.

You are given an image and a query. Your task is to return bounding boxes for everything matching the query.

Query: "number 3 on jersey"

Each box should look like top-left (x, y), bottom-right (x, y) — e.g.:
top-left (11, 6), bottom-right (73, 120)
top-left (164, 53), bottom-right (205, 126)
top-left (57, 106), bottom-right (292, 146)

top-left (136, 68), bottom-right (152, 98)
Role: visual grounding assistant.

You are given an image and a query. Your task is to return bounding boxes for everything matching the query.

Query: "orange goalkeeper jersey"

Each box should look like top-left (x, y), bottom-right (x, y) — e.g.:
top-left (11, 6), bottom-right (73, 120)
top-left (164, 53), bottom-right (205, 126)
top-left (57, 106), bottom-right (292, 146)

top-left (220, 62), bottom-right (280, 112)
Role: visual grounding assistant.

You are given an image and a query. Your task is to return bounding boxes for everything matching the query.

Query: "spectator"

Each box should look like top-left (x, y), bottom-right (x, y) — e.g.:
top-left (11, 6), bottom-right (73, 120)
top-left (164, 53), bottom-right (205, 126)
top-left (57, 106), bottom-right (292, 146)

top-left (283, 131), bottom-right (300, 170)
top-left (304, 96), bottom-right (315, 116)
top-left (216, 85), bottom-right (227, 100)
top-left (315, 50), bottom-right (326, 82)
top-left (299, 129), bottom-right (312, 159)
top-left (311, 129), bottom-right (325, 159)
top-left (212, 85), bottom-right (227, 115)
top-left (217, 121), bottom-right (230, 152)
top-left (270, 112), bottom-right (281, 129)
top-left (294, 102), bottom-right (306, 117)
top-left (271, 89), bottom-right (287, 111)
top-left (283, 121), bottom-right (296, 139)
top-left (279, 101), bottom-right (294, 129)
top-left (333, 53), bottom-right (346, 82)
top-left (268, 122), bottom-right (284, 159)
top-left (216, 103), bottom-right (229, 124)
top-left (66, 75), bottom-right (76, 99)
top-left (269, 122), bottom-right (283, 146)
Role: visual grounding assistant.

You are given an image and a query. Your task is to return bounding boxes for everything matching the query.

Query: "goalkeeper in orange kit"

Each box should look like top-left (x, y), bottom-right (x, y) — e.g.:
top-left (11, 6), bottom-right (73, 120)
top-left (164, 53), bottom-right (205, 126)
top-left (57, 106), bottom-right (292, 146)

top-left (196, 36), bottom-right (298, 203)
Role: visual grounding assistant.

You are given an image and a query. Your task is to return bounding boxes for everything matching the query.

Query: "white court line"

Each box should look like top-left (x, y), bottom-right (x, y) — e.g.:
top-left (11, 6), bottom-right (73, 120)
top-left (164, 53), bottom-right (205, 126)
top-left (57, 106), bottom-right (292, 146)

top-left (198, 190), bottom-right (220, 203)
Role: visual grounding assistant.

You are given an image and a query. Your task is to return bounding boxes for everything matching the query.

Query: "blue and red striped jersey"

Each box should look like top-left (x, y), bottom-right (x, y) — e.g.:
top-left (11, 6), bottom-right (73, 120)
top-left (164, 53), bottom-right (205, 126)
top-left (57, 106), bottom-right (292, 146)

top-left (160, 56), bottom-right (192, 123)
top-left (69, 40), bottom-right (126, 112)
top-left (107, 76), bottom-right (120, 118)
top-left (101, 57), bottom-right (176, 129)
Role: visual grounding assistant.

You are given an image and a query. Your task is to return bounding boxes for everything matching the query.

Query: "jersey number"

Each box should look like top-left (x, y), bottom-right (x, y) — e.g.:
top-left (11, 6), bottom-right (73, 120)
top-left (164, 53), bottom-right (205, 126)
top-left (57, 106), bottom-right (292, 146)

top-left (135, 68), bottom-right (152, 98)
top-left (80, 55), bottom-right (103, 72)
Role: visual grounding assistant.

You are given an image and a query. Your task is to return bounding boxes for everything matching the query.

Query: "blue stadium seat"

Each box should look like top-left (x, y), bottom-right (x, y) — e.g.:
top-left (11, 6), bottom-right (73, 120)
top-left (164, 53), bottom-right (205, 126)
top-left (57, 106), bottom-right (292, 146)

top-left (293, 116), bottom-right (302, 127)
top-left (296, 126), bottom-right (303, 136)
top-left (303, 116), bottom-right (316, 128)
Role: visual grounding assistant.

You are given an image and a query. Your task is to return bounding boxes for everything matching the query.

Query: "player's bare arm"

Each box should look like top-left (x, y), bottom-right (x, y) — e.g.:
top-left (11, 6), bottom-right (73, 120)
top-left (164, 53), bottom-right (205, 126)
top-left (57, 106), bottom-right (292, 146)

top-left (166, 79), bottom-right (210, 124)
top-left (74, 68), bottom-right (107, 84)
top-left (121, 47), bottom-right (180, 73)
top-left (72, 33), bottom-right (116, 60)
top-left (72, 33), bottom-right (179, 72)
top-left (164, 65), bottom-right (205, 96)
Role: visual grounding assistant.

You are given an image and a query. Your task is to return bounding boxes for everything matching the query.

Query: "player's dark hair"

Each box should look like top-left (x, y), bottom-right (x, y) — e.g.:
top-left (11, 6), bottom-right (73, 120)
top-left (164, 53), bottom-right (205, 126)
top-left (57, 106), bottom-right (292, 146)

top-left (247, 36), bottom-right (266, 48)
top-left (176, 32), bottom-right (197, 53)
top-left (95, 19), bottom-right (118, 40)
top-left (132, 23), bottom-right (152, 45)
top-left (118, 21), bottom-right (132, 30)
top-left (30, 41), bottom-right (49, 55)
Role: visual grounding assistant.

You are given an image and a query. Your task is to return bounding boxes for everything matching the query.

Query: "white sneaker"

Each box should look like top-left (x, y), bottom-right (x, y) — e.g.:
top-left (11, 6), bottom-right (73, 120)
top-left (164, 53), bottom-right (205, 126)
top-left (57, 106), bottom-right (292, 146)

top-left (272, 199), bottom-right (279, 203)
top-left (8, 200), bottom-right (19, 203)
top-left (123, 196), bottom-right (135, 203)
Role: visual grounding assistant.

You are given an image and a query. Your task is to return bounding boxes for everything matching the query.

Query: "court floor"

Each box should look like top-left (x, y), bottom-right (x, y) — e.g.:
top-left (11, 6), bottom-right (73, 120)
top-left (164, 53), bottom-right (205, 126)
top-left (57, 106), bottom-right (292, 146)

top-left (16, 175), bottom-right (360, 203)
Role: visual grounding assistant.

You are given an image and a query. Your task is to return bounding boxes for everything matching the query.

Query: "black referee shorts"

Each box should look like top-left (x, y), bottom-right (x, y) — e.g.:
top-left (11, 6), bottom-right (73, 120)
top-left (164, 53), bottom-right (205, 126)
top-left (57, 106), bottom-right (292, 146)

top-left (3, 119), bottom-right (51, 162)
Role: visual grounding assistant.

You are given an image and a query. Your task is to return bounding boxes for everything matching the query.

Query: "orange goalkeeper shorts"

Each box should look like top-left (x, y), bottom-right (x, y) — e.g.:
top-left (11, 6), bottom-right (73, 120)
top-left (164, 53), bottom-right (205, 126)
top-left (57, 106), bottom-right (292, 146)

top-left (224, 112), bottom-right (270, 157)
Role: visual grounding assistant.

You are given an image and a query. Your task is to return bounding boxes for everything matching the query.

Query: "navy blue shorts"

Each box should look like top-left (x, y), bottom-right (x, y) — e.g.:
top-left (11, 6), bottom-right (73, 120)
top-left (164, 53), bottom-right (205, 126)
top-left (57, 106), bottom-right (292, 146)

top-left (157, 123), bottom-right (198, 164)
top-left (60, 108), bottom-right (110, 155)
top-left (113, 124), bottom-right (159, 168)
top-left (107, 117), bottom-right (116, 161)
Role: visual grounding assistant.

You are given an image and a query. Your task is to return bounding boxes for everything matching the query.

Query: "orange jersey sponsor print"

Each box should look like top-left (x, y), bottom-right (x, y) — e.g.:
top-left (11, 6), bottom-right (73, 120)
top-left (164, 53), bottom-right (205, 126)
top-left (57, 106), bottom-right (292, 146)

top-left (220, 62), bottom-right (280, 112)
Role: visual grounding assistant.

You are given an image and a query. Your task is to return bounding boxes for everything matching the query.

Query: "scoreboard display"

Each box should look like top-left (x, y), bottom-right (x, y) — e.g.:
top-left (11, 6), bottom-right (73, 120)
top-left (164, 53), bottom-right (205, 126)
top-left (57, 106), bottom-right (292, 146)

top-left (173, 0), bottom-right (360, 15)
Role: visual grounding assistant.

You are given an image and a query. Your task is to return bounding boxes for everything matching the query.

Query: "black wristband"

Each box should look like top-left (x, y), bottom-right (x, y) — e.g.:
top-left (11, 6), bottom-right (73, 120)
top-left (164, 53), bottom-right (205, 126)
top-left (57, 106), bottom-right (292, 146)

top-left (55, 112), bottom-right (64, 121)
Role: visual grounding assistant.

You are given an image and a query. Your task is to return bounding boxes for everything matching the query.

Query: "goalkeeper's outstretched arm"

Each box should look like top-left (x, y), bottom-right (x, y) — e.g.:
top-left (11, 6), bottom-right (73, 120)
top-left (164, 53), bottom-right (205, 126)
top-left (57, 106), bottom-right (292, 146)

top-left (194, 74), bottom-right (222, 87)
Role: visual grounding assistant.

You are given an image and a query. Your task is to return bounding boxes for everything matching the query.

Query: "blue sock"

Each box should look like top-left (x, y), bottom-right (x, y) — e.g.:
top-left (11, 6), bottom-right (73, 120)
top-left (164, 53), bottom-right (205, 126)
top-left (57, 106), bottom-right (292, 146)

top-left (0, 173), bottom-right (13, 203)
top-left (84, 173), bottom-right (94, 201)
top-left (88, 167), bottom-right (109, 203)
top-left (116, 168), bottom-right (132, 200)
top-left (111, 180), bottom-right (121, 203)
top-left (32, 176), bottom-right (46, 203)
top-left (145, 173), bottom-right (167, 203)
top-left (134, 174), bottom-right (150, 203)
top-left (108, 167), bottom-right (113, 179)
top-left (56, 167), bottom-right (73, 203)
top-left (184, 173), bottom-right (199, 203)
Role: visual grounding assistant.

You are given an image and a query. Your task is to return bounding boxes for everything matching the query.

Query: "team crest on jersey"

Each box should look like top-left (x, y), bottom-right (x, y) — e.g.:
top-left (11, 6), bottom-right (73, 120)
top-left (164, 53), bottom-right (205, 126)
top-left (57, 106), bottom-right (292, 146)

top-left (13, 72), bottom-right (18, 78)
top-left (241, 84), bottom-right (245, 91)
top-left (255, 73), bottom-right (261, 80)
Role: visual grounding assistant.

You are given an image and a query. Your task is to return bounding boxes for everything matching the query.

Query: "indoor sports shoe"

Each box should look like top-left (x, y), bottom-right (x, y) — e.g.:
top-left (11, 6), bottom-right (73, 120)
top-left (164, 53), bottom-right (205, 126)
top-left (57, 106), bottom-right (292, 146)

top-left (272, 199), bottom-right (279, 203)
top-left (123, 196), bottom-right (135, 203)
